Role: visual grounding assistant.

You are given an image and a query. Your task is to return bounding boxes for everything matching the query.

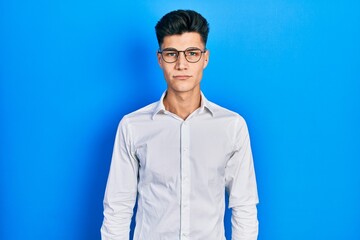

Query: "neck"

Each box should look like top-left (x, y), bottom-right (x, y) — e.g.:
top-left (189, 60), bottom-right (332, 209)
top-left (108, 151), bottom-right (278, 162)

top-left (163, 89), bottom-right (201, 120)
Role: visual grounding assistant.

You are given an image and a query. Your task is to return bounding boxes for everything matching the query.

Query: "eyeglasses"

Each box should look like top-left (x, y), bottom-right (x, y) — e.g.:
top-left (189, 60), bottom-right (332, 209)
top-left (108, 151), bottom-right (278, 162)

top-left (158, 47), bottom-right (207, 63)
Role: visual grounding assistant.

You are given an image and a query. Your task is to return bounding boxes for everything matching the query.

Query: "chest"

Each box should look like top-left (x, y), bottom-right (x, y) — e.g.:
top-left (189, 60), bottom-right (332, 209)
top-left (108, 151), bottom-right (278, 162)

top-left (133, 120), bottom-right (234, 184)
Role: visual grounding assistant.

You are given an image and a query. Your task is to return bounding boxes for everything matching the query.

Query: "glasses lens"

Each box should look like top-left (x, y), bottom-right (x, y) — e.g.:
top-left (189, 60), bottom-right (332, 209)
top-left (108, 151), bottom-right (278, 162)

top-left (162, 50), bottom-right (178, 63)
top-left (185, 49), bottom-right (202, 62)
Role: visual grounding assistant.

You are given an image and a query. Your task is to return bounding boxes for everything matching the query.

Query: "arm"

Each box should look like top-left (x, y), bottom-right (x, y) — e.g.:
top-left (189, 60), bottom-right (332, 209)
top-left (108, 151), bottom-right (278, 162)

top-left (231, 204), bottom-right (258, 240)
top-left (101, 117), bottom-right (139, 240)
top-left (225, 116), bottom-right (259, 240)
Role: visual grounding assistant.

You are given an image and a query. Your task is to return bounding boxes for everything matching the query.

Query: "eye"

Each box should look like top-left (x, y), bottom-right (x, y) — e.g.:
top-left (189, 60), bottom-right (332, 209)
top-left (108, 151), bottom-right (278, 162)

top-left (186, 50), bottom-right (201, 57)
top-left (164, 51), bottom-right (178, 57)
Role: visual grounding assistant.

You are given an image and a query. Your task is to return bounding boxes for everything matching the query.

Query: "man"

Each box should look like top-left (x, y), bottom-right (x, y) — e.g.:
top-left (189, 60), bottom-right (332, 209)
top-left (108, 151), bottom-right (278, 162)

top-left (101, 10), bottom-right (259, 240)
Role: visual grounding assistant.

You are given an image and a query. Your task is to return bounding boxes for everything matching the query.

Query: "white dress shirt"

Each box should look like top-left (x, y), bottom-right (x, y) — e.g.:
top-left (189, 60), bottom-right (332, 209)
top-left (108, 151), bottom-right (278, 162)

top-left (101, 92), bottom-right (259, 240)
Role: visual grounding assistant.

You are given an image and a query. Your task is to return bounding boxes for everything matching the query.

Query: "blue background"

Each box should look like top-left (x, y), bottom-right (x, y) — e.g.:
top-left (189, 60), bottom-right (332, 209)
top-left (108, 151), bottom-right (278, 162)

top-left (1, 0), bottom-right (359, 239)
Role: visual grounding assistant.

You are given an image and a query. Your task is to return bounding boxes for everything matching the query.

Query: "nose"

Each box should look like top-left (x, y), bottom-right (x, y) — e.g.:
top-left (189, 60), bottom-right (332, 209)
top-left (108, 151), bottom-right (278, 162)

top-left (175, 51), bottom-right (188, 70)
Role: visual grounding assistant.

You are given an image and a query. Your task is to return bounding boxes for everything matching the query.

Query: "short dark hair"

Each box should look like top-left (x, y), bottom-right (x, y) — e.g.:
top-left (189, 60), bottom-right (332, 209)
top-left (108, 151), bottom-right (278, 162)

top-left (155, 10), bottom-right (210, 48)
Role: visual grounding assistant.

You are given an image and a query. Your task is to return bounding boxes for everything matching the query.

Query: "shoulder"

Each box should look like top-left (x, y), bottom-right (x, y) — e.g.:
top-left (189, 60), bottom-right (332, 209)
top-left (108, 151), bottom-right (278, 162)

top-left (126, 101), bottom-right (158, 118)
top-left (119, 101), bottom-right (159, 127)
top-left (207, 100), bottom-right (247, 125)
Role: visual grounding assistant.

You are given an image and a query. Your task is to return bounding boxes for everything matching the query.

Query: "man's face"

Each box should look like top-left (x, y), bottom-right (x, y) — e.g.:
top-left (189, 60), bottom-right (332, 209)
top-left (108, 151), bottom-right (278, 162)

top-left (157, 32), bottom-right (209, 94)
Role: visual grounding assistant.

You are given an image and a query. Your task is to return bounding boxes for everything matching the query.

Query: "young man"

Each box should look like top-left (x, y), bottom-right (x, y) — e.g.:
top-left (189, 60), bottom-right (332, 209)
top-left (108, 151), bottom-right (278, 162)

top-left (101, 10), bottom-right (259, 240)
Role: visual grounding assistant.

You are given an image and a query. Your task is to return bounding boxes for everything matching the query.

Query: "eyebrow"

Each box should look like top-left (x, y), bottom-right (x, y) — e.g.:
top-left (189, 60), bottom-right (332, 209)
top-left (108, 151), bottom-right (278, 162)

top-left (161, 48), bottom-right (177, 51)
top-left (161, 47), bottom-right (201, 51)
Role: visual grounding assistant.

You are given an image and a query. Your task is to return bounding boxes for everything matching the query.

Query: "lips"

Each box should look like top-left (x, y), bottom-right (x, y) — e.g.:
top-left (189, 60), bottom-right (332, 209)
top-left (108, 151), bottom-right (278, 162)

top-left (173, 75), bottom-right (191, 80)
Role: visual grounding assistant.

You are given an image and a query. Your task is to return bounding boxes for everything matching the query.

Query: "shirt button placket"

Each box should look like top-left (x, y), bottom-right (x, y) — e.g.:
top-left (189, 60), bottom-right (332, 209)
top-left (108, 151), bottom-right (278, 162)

top-left (180, 121), bottom-right (190, 239)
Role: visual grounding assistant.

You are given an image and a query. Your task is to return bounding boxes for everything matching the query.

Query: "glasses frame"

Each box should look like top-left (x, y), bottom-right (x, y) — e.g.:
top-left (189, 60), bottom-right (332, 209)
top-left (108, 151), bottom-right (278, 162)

top-left (158, 47), bottom-right (207, 63)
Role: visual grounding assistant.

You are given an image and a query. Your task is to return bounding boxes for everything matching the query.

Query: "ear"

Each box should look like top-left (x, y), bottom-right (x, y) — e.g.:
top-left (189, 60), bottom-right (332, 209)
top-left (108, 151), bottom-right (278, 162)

top-left (157, 51), bottom-right (163, 68)
top-left (203, 49), bottom-right (210, 69)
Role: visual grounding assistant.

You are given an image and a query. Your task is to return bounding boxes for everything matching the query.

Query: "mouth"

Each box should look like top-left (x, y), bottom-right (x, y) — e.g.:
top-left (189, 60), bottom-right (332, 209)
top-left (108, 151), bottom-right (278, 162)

top-left (173, 75), bottom-right (191, 80)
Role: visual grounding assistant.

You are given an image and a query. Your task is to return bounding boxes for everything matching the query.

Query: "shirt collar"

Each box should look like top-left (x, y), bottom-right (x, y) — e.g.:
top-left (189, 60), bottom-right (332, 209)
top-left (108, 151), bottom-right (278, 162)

top-left (199, 92), bottom-right (215, 116)
top-left (152, 91), bottom-right (167, 119)
top-left (152, 91), bottom-right (215, 120)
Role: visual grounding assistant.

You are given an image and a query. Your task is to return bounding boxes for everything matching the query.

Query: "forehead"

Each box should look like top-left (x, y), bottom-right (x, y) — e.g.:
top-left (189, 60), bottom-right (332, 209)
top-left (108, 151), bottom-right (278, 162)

top-left (161, 32), bottom-right (204, 49)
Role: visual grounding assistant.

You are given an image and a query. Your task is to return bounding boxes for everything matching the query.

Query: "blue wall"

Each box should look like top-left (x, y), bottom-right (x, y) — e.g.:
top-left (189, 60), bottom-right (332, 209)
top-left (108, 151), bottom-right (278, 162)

top-left (1, 0), bottom-right (359, 239)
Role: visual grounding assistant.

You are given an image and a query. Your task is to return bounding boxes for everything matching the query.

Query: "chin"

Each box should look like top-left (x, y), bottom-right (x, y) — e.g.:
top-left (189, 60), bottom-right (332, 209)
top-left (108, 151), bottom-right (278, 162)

top-left (171, 84), bottom-right (196, 93)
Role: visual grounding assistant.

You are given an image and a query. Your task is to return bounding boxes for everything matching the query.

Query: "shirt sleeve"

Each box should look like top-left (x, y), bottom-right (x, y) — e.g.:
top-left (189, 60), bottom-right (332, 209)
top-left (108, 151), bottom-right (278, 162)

top-left (225, 116), bottom-right (259, 240)
top-left (231, 204), bottom-right (259, 240)
top-left (101, 117), bottom-right (139, 240)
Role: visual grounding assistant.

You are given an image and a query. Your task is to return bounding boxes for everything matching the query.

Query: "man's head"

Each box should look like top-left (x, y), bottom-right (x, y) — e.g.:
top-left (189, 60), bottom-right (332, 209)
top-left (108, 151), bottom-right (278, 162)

top-left (155, 10), bottom-right (209, 48)
top-left (155, 10), bottom-right (210, 95)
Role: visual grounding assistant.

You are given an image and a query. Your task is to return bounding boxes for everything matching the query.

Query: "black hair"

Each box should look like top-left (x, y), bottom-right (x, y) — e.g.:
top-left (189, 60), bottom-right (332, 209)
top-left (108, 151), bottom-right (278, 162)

top-left (155, 10), bottom-right (210, 47)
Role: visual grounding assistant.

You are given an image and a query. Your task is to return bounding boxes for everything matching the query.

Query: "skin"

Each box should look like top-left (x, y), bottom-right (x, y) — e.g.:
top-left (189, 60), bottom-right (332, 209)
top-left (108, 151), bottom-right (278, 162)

top-left (157, 32), bottom-right (210, 120)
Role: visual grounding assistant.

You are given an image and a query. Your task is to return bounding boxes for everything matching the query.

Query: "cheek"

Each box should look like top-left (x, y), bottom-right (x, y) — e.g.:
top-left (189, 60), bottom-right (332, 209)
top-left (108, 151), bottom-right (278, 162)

top-left (194, 65), bottom-right (205, 77)
top-left (162, 68), bottom-right (172, 80)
